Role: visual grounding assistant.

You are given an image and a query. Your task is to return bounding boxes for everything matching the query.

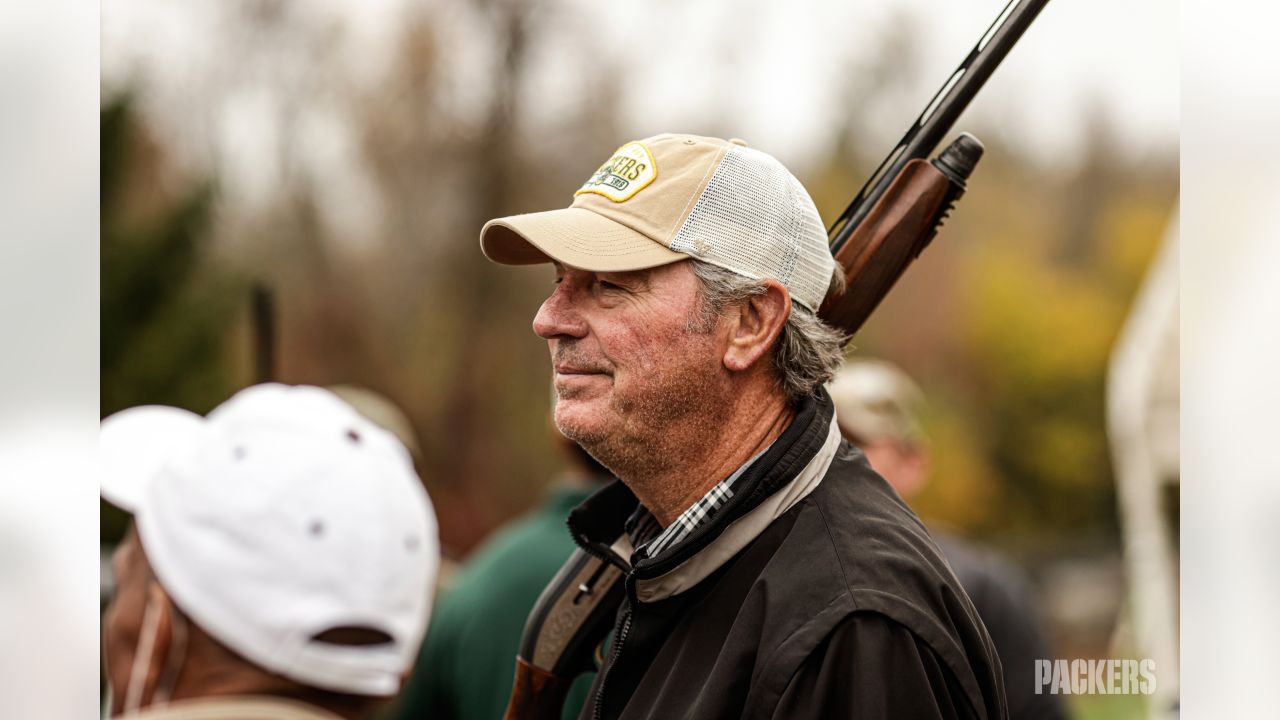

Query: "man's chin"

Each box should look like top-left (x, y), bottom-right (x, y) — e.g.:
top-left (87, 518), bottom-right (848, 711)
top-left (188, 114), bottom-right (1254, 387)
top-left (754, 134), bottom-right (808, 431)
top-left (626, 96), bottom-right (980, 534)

top-left (553, 400), bottom-right (607, 446)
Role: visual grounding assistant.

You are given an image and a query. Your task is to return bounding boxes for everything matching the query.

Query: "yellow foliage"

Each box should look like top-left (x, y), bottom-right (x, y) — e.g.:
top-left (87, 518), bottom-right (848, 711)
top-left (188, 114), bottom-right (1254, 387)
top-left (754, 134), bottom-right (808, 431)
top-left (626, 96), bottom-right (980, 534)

top-left (1097, 197), bottom-right (1169, 289)
top-left (963, 235), bottom-right (1123, 381)
top-left (912, 403), bottom-right (1004, 530)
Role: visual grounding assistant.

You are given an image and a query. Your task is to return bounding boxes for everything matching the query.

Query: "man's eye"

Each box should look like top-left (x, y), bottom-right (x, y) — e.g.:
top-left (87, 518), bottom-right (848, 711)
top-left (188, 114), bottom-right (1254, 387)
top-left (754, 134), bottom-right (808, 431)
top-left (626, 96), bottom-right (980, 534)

top-left (600, 281), bottom-right (623, 291)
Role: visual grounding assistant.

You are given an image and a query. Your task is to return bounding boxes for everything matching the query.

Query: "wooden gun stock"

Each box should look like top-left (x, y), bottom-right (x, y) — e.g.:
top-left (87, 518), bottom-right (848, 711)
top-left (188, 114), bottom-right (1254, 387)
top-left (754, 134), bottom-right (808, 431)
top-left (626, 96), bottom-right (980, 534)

top-left (506, 658), bottom-right (575, 720)
top-left (503, 549), bottom-right (624, 720)
top-left (818, 134), bottom-right (981, 337)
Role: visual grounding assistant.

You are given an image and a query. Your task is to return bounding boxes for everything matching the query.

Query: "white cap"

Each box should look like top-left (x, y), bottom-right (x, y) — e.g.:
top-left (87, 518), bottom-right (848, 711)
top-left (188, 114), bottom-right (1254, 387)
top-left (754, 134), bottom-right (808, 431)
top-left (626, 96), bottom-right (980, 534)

top-left (100, 384), bottom-right (439, 697)
top-left (481, 133), bottom-right (836, 311)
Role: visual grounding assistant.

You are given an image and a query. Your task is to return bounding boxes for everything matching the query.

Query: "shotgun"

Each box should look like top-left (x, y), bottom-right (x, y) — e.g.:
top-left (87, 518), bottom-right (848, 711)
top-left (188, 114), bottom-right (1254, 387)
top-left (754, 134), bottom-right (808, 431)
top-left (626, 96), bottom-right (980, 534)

top-left (820, 0), bottom-right (1051, 336)
top-left (504, 1), bottom-right (1051, 717)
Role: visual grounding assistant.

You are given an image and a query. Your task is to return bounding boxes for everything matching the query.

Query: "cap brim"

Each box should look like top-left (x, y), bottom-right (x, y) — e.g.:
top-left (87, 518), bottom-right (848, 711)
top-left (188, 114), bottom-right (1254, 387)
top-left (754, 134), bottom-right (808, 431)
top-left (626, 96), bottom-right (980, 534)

top-left (101, 406), bottom-right (205, 512)
top-left (480, 207), bottom-right (688, 272)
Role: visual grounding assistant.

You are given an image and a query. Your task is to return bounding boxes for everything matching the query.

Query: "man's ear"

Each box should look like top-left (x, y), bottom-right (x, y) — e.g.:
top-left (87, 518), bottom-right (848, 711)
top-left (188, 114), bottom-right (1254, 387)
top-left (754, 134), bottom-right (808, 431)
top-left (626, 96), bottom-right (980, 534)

top-left (723, 280), bottom-right (791, 373)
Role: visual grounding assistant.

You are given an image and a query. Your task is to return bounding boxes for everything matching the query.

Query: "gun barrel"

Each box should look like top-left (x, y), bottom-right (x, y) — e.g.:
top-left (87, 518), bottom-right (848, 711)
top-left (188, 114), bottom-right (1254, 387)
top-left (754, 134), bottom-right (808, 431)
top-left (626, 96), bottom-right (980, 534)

top-left (830, 0), bottom-right (1050, 253)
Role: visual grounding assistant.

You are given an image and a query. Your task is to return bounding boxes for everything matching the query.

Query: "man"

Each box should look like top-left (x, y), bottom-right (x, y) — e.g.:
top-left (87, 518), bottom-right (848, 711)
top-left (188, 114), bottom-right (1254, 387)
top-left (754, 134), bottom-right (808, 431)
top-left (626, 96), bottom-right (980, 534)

top-left (480, 133), bottom-right (1007, 719)
top-left (394, 430), bottom-right (612, 720)
top-left (828, 359), bottom-right (1067, 720)
top-left (100, 384), bottom-right (439, 720)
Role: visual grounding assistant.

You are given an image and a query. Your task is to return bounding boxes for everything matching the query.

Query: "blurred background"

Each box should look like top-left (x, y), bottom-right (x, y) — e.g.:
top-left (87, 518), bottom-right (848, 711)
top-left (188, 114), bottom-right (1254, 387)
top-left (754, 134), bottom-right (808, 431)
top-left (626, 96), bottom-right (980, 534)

top-left (100, 1), bottom-right (1178, 717)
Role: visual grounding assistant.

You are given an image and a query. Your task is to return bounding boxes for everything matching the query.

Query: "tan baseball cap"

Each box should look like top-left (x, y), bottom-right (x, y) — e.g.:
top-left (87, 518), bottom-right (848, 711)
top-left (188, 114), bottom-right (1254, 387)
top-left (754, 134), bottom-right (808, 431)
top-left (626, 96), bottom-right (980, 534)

top-left (827, 359), bottom-right (927, 447)
top-left (480, 133), bottom-right (835, 311)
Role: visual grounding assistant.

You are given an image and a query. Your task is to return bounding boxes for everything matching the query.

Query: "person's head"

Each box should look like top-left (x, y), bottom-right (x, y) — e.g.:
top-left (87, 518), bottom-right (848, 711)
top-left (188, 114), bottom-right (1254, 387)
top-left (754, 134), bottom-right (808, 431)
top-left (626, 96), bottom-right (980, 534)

top-left (100, 385), bottom-right (439, 719)
top-left (481, 134), bottom-right (846, 476)
top-left (827, 359), bottom-right (931, 500)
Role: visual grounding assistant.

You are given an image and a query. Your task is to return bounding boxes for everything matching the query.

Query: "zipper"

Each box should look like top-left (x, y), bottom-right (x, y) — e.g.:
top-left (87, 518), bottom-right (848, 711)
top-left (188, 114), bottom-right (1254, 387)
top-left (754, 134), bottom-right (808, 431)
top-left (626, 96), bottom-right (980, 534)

top-left (570, 517), bottom-right (635, 720)
top-left (594, 600), bottom-right (633, 720)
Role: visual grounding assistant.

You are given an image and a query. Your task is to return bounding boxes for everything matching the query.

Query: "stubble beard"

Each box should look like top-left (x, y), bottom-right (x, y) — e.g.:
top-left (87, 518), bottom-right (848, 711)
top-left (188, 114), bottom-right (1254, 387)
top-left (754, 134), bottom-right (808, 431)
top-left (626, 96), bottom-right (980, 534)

top-left (554, 335), bottom-right (732, 492)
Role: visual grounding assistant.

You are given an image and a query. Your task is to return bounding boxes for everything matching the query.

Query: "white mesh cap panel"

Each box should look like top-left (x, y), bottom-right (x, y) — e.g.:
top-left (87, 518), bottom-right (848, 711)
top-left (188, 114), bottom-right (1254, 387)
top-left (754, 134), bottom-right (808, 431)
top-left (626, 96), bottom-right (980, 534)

top-left (669, 146), bottom-right (835, 311)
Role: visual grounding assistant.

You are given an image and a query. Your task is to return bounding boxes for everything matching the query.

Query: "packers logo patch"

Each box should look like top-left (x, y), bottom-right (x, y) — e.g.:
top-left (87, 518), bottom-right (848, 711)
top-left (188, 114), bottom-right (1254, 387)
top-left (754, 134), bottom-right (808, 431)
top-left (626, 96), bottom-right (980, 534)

top-left (575, 142), bottom-right (657, 202)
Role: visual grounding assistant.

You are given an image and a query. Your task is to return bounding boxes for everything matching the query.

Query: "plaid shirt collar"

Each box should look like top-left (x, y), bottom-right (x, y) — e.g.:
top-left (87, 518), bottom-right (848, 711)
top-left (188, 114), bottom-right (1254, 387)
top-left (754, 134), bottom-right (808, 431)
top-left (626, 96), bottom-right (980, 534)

top-left (626, 444), bottom-right (772, 561)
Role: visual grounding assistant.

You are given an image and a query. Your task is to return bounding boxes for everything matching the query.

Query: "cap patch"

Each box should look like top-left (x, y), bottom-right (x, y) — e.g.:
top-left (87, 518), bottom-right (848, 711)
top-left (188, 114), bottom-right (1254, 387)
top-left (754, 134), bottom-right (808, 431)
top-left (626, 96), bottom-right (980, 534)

top-left (575, 141), bottom-right (657, 202)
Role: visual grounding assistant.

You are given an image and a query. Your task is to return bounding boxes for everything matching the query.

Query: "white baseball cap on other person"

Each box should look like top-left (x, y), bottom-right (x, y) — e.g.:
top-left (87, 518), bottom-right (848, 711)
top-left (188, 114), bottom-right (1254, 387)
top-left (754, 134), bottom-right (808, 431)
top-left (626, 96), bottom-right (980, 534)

top-left (100, 384), bottom-right (439, 697)
top-left (480, 133), bottom-right (836, 312)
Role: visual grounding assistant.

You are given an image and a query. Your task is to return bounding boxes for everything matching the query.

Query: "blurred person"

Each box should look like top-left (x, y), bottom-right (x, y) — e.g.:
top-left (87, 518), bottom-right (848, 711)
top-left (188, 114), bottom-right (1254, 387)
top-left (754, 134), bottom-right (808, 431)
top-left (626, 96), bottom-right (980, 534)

top-left (480, 134), bottom-right (1006, 719)
top-left (326, 385), bottom-right (423, 462)
top-left (828, 359), bottom-right (1065, 720)
top-left (100, 384), bottom-right (439, 720)
top-left (392, 425), bottom-right (613, 720)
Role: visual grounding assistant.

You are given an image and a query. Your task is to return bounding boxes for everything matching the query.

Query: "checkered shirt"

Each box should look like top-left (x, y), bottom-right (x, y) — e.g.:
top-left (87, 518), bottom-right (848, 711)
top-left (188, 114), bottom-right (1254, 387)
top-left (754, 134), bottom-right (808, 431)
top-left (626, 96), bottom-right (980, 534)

top-left (629, 445), bottom-right (771, 561)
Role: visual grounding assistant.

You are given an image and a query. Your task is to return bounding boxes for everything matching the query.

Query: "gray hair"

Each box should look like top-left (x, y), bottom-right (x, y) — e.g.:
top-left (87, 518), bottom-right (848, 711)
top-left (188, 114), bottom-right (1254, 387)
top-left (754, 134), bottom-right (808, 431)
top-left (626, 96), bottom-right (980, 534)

top-left (687, 260), bottom-right (848, 404)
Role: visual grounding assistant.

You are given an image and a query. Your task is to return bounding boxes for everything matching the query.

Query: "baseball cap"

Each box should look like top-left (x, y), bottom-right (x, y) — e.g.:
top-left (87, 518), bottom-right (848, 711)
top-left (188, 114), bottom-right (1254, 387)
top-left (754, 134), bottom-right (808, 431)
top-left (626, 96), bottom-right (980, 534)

top-left (827, 359), bottom-right (927, 447)
top-left (480, 133), bottom-right (836, 311)
top-left (100, 384), bottom-right (439, 697)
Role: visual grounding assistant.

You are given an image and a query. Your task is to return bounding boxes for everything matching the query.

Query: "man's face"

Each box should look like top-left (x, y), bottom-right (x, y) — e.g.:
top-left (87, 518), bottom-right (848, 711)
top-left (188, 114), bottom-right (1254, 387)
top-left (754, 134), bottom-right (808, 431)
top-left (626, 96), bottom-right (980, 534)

top-left (857, 437), bottom-right (930, 501)
top-left (533, 259), bottom-right (730, 471)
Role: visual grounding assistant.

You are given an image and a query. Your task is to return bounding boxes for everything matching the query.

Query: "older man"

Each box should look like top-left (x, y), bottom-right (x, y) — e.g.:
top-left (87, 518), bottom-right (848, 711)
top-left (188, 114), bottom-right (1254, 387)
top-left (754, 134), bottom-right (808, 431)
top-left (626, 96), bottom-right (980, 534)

top-left (481, 134), bottom-right (1006, 719)
top-left (100, 384), bottom-right (438, 720)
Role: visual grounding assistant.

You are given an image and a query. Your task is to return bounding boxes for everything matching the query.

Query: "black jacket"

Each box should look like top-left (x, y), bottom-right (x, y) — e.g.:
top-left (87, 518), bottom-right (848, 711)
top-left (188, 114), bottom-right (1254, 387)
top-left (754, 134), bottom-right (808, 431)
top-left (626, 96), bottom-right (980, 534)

top-left (567, 390), bottom-right (1007, 720)
top-left (934, 533), bottom-right (1065, 720)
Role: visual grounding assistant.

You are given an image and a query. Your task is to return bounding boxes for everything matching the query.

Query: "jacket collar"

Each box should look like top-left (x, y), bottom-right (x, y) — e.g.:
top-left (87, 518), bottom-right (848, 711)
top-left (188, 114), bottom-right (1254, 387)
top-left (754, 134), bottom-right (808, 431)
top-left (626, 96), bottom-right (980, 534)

top-left (567, 388), bottom-right (837, 580)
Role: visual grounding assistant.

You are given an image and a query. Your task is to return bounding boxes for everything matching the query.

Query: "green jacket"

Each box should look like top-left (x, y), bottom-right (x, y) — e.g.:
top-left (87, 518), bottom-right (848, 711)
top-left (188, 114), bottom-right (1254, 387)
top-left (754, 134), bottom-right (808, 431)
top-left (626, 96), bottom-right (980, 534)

top-left (393, 485), bottom-right (596, 720)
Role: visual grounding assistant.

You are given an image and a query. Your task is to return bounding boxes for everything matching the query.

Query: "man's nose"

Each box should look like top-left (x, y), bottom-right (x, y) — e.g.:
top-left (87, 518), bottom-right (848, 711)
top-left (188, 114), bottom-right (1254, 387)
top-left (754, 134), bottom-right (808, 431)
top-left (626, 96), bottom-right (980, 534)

top-left (533, 282), bottom-right (588, 340)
